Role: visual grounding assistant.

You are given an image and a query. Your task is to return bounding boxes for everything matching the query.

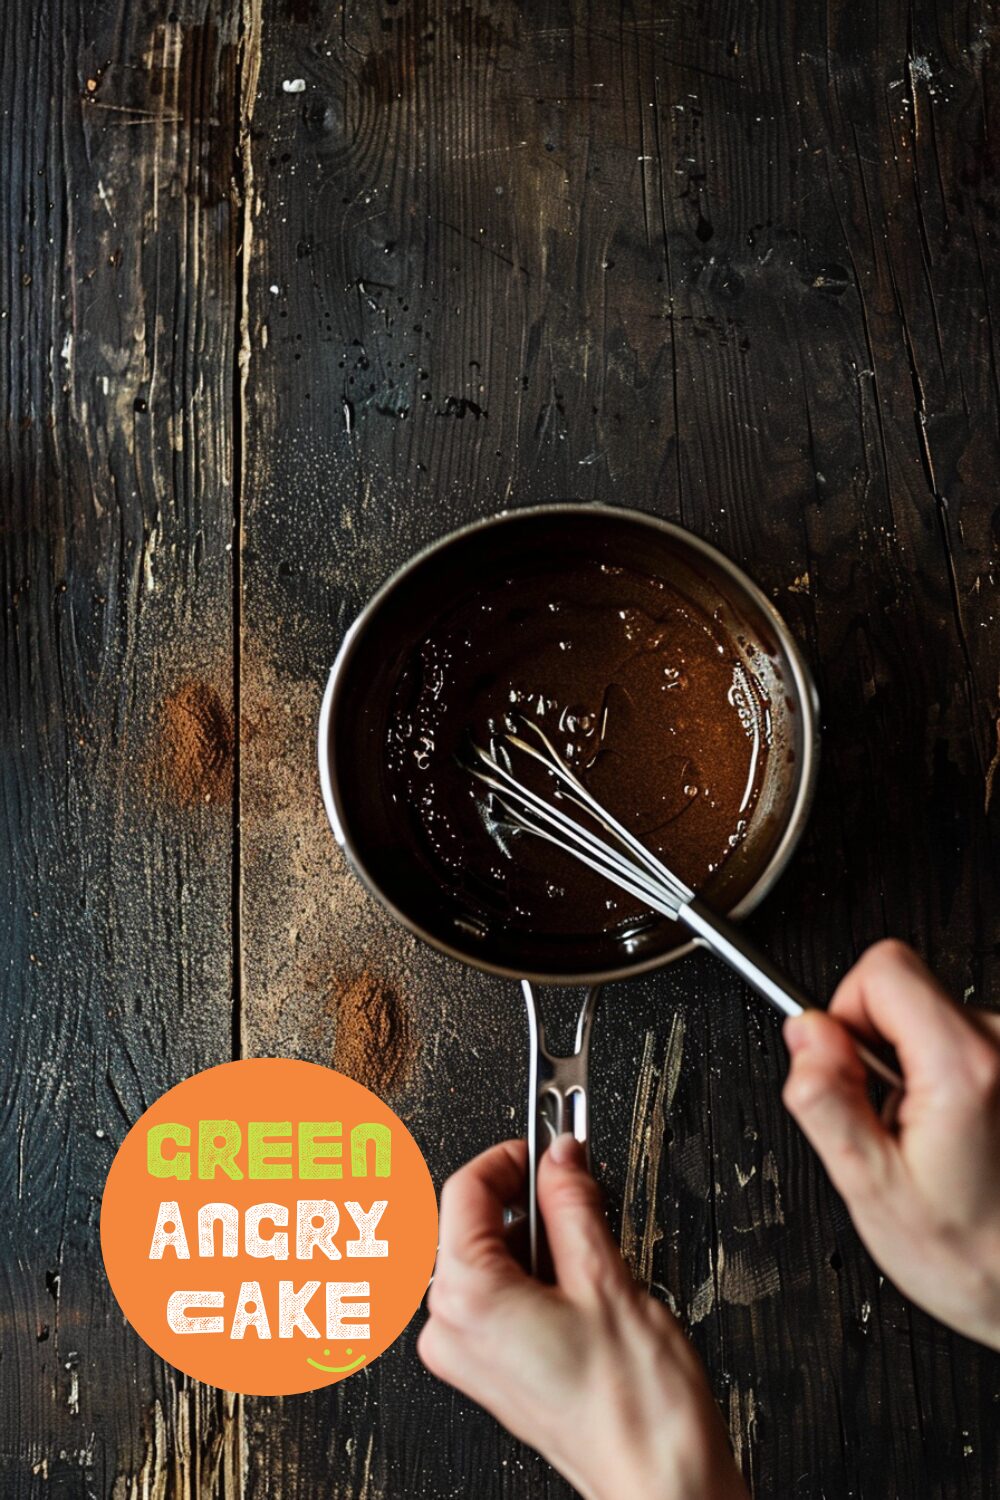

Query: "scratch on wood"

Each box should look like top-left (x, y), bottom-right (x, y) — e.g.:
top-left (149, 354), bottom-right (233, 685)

top-left (733, 1145), bottom-right (786, 1234)
top-left (336, 1430), bottom-right (381, 1500)
top-left (985, 700), bottom-right (1000, 814)
top-left (237, 0), bottom-right (262, 409)
top-left (688, 1243), bottom-right (782, 1324)
top-left (761, 1148), bottom-right (784, 1227)
top-left (112, 1389), bottom-right (245, 1500)
top-left (112, 1400), bottom-right (167, 1500)
top-left (727, 1383), bottom-right (759, 1489)
top-left (232, 0), bottom-right (263, 1067)
top-left (688, 1267), bottom-right (716, 1324)
top-left (358, 1430), bottom-right (377, 1500)
top-left (620, 1015), bottom-right (684, 1289)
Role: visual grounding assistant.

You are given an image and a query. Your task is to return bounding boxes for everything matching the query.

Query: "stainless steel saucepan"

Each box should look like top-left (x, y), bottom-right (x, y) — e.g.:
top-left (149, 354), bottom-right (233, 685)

top-left (317, 504), bottom-right (819, 1270)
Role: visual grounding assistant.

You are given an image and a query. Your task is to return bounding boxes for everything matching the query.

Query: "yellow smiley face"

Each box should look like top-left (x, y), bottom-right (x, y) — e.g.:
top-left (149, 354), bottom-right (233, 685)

top-left (305, 1346), bottom-right (367, 1374)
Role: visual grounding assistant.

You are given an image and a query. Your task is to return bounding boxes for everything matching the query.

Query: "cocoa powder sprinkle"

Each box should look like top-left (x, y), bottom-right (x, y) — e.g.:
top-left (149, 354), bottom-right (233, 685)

top-left (159, 680), bottom-right (234, 807)
top-left (332, 971), bottom-right (416, 1097)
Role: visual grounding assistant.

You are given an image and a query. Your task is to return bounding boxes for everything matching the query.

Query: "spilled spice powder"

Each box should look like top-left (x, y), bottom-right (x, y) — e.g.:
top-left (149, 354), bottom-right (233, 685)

top-left (235, 643), bottom-right (420, 1060)
top-left (158, 680), bottom-right (234, 806)
top-left (332, 971), bottom-right (417, 1097)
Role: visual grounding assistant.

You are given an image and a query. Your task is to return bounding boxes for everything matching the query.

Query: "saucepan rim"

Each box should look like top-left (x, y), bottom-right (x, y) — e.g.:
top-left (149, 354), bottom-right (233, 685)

top-left (317, 501), bottom-right (820, 986)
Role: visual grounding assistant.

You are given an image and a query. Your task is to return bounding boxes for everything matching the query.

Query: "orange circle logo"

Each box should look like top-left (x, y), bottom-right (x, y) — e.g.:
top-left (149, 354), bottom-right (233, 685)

top-left (100, 1058), bottom-right (438, 1395)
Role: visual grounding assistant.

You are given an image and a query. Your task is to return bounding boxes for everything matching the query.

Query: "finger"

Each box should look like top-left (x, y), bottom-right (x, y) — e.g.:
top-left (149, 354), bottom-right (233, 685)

top-left (783, 1010), bottom-right (897, 1205)
top-left (829, 940), bottom-right (991, 1093)
top-left (968, 1008), bottom-right (1000, 1046)
top-left (437, 1138), bottom-right (529, 1281)
top-left (416, 1313), bottom-right (455, 1383)
top-left (536, 1133), bottom-right (630, 1301)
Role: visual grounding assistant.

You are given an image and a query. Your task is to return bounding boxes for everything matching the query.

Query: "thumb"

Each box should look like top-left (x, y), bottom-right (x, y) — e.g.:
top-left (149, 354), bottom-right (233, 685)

top-left (782, 1011), bottom-right (897, 1207)
top-left (536, 1133), bottom-right (630, 1301)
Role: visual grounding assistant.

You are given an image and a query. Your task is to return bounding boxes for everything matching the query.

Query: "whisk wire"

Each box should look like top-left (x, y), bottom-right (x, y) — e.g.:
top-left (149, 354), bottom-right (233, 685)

top-left (506, 721), bottom-right (694, 904)
top-left (484, 784), bottom-right (682, 919)
top-left (470, 745), bottom-right (680, 911)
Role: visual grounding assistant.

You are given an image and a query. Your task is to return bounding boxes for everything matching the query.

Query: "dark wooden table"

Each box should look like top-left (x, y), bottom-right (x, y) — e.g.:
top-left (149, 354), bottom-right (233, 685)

top-left (4, 1), bottom-right (1000, 1495)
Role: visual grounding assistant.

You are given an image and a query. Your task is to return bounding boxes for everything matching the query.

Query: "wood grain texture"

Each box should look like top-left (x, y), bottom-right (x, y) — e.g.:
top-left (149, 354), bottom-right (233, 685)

top-left (0, 0), bottom-right (242, 1492)
top-left (4, 0), bottom-right (1000, 1494)
top-left (239, 2), bottom-right (1000, 1496)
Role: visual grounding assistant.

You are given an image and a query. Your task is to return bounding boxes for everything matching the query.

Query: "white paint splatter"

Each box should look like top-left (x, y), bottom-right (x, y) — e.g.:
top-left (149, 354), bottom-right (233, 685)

top-left (282, 78), bottom-right (306, 93)
top-left (143, 526), bottom-right (157, 593)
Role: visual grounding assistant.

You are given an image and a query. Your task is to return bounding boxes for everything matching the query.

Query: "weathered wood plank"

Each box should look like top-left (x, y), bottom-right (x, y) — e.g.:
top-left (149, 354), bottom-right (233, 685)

top-left (0, 0), bottom-right (241, 1491)
top-left (240, 2), bottom-right (1000, 1496)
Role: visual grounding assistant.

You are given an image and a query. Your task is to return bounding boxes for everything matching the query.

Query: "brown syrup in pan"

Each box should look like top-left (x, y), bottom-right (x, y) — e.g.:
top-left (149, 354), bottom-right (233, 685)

top-left (385, 559), bottom-right (770, 945)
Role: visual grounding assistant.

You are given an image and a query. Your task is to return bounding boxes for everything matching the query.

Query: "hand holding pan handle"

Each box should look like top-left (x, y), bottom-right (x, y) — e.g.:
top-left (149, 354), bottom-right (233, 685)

top-left (521, 981), bottom-right (602, 1277)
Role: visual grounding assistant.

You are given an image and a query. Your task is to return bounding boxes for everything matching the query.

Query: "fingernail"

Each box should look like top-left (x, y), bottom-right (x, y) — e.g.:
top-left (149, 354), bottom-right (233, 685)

top-left (547, 1132), bottom-right (583, 1168)
top-left (784, 1015), bottom-right (813, 1054)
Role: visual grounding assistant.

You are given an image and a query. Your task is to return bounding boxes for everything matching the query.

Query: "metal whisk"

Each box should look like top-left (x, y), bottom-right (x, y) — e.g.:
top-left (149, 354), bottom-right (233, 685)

top-left (470, 720), bottom-right (902, 1091)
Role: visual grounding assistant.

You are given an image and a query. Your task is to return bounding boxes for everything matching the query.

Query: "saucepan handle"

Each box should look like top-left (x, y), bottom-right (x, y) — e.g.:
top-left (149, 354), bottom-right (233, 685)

top-left (521, 981), bottom-right (603, 1277)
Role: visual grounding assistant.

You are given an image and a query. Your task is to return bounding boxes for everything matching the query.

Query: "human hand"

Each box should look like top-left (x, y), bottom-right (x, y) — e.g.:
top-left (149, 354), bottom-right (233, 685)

top-left (417, 1133), bottom-right (747, 1500)
top-left (783, 939), bottom-right (1000, 1349)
